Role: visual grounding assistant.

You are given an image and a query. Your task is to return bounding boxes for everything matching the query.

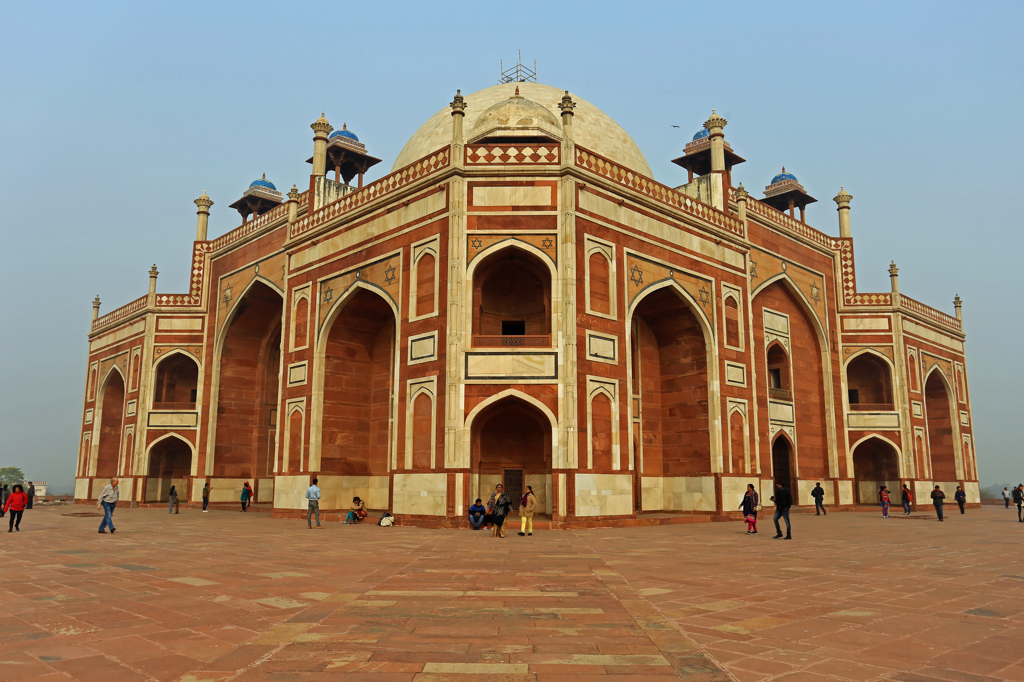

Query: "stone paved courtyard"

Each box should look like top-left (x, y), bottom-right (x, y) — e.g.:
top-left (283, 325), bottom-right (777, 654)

top-left (1, 505), bottom-right (1022, 681)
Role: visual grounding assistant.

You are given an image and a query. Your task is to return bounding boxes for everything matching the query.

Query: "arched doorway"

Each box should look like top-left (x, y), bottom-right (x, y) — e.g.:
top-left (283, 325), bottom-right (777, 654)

top-left (925, 370), bottom-right (956, 482)
top-left (472, 246), bottom-right (552, 347)
top-left (851, 437), bottom-right (900, 504)
top-left (95, 369), bottom-right (126, 480)
top-left (629, 286), bottom-right (711, 510)
top-left (320, 288), bottom-right (396, 504)
top-left (771, 434), bottom-right (796, 495)
top-left (147, 436), bottom-right (192, 503)
top-left (214, 281), bottom-right (283, 490)
top-left (471, 396), bottom-right (552, 516)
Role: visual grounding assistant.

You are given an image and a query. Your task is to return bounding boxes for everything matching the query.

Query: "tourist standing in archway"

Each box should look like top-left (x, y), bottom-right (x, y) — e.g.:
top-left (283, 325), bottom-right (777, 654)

top-left (740, 484), bottom-right (759, 535)
top-left (488, 484), bottom-right (511, 538)
top-left (518, 485), bottom-right (537, 537)
top-left (3, 484), bottom-right (27, 532)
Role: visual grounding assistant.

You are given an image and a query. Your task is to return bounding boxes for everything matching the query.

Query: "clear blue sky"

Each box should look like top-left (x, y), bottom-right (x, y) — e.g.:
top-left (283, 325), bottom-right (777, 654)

top-left (1, 1), bottom-right (1021, 493)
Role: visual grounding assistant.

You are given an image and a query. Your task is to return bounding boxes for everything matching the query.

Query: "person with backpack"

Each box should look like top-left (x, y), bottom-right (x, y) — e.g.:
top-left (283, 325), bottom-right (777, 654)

top-left (1014, 485), bottom-right (1024, 522)
top-left (770, 482), bottom-right (793, 540)
top-left (880, 487), bottom-right (892, 519)
top-left (931, 485), bottom-right (946, 522)
top-left (811, 482), bottom-right (827, 516)
top-left (240, 482), bottom-right (252, 511)
top-left (901, 484), bottom-right (913, 515)
top-left (954, 486), bottom-right (967, 515)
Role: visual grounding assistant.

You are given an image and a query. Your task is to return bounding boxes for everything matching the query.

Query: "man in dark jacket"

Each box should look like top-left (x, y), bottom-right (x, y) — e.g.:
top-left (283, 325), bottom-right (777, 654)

top-left (931, 485), bottom-right (946, 522)
top-left (771, 482), bottom-right (793, 539)
top-left (811, 483), bottom-right (827, 516)
top-left (26, 482), bottom-right (35, 510)
top-left (1013, 484), bottom-right (1024, 522)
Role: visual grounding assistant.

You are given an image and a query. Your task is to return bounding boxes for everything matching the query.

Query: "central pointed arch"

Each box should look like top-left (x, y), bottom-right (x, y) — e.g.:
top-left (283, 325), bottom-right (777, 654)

top-left (625, 278), bottom-right (722, 511)
top-left (92, 364), bottom-right (126, 480)
top-left (924, 366), bottom-right (960, 482)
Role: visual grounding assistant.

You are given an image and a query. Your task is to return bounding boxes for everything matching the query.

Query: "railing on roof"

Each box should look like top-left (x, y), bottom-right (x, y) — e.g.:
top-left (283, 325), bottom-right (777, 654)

top-left (744, 195), bottom-right (832, 249)
top-left (289, 148), bottom-right (450, 240)
top-left (211, 201), bottom-right (291, 252)
top-left (466, 144), bottom-right (559, 165)
top-left (91, 295), bottom-right (147, 332)
top-left (900, 294), bottom-right (962, 332)
top-left (574, 147), bottom-right (744, 238)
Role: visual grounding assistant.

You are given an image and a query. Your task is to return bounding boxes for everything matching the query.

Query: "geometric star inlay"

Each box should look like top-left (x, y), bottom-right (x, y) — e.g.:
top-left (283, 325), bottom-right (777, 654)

top-left (384, 262), bottom-right (396, 285)
top-left (629, 263), bottom-right (644, 287)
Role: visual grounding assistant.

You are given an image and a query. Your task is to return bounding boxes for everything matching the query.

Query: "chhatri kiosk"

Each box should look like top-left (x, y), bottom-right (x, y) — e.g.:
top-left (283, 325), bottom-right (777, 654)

top-left (74, 78), bottom-right (978, 525)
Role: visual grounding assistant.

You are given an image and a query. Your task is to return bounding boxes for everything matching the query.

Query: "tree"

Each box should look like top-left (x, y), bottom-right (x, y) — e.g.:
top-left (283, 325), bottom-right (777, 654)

top-left (0, 467), bottom-right (26, 486)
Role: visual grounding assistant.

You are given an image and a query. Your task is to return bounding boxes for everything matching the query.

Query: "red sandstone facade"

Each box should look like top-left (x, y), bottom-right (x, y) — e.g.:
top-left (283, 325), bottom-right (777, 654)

top-left (74, 83), bottom-right (977, 524)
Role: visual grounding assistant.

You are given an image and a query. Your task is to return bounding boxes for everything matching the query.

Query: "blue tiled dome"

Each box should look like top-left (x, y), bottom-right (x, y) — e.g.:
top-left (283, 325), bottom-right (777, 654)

top-left (771, 167), bottom-right (797, 184)
top-left (692, 128), bottom-right (709, 141)
top-left (249, 174), bottom-right (277, 191)
top-left (329, 123), bottom-right (359, 142)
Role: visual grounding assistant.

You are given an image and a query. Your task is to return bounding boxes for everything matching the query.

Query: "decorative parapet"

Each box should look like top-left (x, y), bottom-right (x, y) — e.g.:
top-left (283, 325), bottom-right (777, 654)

top-left (91, 295), bottom-right (147, 331)
top-left (211, 201), bottom-right (291, 252)
top-left (466, 144), bottom-right (559, 165)
top-left (745, 196), bottom-right (832, 248)
top-left (289, 148), bottom-right (450, 240)
top-left (575, 147), bottom-right (744, 238)
top-left (900, 294), bottom-right (962, 332)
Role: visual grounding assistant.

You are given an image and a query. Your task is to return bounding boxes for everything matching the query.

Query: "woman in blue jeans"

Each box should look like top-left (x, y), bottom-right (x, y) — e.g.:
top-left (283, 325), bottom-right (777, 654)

top-left (168, 486), bottom-right (178, 514)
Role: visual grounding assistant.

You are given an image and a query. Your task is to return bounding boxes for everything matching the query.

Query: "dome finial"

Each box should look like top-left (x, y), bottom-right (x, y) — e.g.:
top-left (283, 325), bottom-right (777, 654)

top-left (343, 123), bottom-right (347, 130)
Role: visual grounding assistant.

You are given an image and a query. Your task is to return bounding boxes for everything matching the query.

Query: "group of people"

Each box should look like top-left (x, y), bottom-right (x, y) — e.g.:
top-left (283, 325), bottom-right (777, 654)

top-left (1001, 485), bottom-right (1024, 522)
top-left (468, 484), bottom-right (538, 537)
top-left (304, 478), bottom-right (369, 528)
top-left (740, 482), bottom-right (796, 539)
top-left (1, 483), bottom-right (34, 532)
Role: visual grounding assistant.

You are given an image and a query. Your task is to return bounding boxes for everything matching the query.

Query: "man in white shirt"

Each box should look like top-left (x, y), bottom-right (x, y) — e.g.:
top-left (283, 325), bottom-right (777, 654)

top-left (306, 478), bottom-right (325, 529)
top-left (96, 478), bottom-right (119, 534)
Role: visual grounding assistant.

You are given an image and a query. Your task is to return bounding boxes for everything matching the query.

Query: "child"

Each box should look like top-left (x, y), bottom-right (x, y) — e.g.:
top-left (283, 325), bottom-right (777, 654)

top-left (468, 498), bottom-right (486, 530)
top-left (881, 487), bottom-right (892, 519)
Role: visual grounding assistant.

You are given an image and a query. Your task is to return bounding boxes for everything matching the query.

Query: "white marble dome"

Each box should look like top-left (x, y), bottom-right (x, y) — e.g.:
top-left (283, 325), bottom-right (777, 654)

top-left (392, 82), bottom-right (652, 177)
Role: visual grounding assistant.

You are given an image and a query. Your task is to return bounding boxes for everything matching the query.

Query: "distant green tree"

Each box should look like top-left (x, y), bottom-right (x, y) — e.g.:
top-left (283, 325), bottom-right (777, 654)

top-left (0, 467), bottom-right (26, 486)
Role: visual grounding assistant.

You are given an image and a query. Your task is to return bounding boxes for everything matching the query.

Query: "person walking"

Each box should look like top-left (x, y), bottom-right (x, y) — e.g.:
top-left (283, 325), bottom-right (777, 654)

top-left (1014, 485), bottom-right (1024, 522)
top-left (740, 483), bottom-right (760, 534)
top-left (97, 478), bottom-right (119, 534)
top-left (240, 481), bottom-right (252, 512)
top-left (518, 485), bottom-right (538, 537)
top-left (26, 482), bottom-right (35, 510)
top-left (202, 482), bottom-right (210, 512)
top-left (931, 485), bottom-right (946, 522)
top-left (168, 486), bottom-right (178, 514)
top-left (811, 482), bottom-right (827, 516)
top-left (488, 484), bottom-right (511, 538)
top-left (1003, 487), bottom-right (1011, 509)
top-left (901, 484), bottom-right (913, 515)
top-left (771, 482), bottom-right (793, 539)
top-left (955, 486), bottom-right (967, 515)
top-left (306, 478), bottom-right (324, 529)
top-left (3, 484), bottom-right (28, 532)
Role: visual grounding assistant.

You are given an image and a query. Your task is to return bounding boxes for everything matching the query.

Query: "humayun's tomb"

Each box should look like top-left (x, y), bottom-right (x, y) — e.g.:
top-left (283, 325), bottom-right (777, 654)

top-left (73, 76), bottom-right (978, 525)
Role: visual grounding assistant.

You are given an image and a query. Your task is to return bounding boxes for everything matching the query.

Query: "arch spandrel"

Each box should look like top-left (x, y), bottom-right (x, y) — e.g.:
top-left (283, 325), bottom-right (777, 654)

top-left (316, 255), bottom-right (402, 335)
top-left (749, 246), bottom-right (828, 329)
top-left (623, 254), bottom-right (716, 337)
top-left (216, 254), bottom-right (287, 336)
top-left (216, 274), bottom-right (285, 339)
top-left (467, 235), bottom-right (557, 267)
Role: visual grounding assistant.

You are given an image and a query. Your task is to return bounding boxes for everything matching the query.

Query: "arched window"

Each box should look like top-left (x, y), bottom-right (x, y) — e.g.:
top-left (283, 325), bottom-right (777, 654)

top-left (152, 354), bottom-right (199, 409)
top-left (293, 297), bottom-right (309, 349)
top-left (416, 253), bottom-right (436, 317)
top-left (908, 353), bottom-right (919, 393)
top-left (846, 353), bottom-right (894, 411)
top-left (591, 393), bottom-right (613, 470)
top-left (724, 296), bottom-right (741, 348)
top-left (472, 247), bottom-right (551, 347)
top-left (588, 252), bottom-right (611, 315)
top-left (956, 368), bottom-right (966, 403)
top-left (411, 392), bottom-right (433, 469)
top-left (285, 408), bottom-right (303, 472)
top-left (729, 410), bottom-right (745, 473)
top-left (129, 353), bottom-right (140, 392)
top-left (766, 343), bottom-right (791, 401)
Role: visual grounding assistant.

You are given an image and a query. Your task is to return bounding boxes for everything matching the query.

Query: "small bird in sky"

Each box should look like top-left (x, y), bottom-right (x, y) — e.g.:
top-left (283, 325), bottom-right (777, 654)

top-left (671, 125), bottom-right (679, 128)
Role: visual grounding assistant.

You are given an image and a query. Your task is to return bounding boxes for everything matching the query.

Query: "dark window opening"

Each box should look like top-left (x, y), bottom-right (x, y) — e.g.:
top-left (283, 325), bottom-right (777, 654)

top-left (190, 389), bottom-right (198, 403)
top-left (502, 320), bottom-right (526, 336)
top-left (769, 368), bottom-right (782, 389)
top-left (848, 389), bottom-right (859, 405)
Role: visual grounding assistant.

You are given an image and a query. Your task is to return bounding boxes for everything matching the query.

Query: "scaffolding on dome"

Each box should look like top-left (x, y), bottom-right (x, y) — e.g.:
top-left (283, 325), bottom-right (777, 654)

top-left (500, 52), bottom-right (537, 84)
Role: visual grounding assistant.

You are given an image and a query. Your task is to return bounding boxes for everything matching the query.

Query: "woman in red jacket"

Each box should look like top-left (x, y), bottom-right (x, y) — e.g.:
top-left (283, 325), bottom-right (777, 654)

top-left (3, 484), bottom-right (28, 532)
